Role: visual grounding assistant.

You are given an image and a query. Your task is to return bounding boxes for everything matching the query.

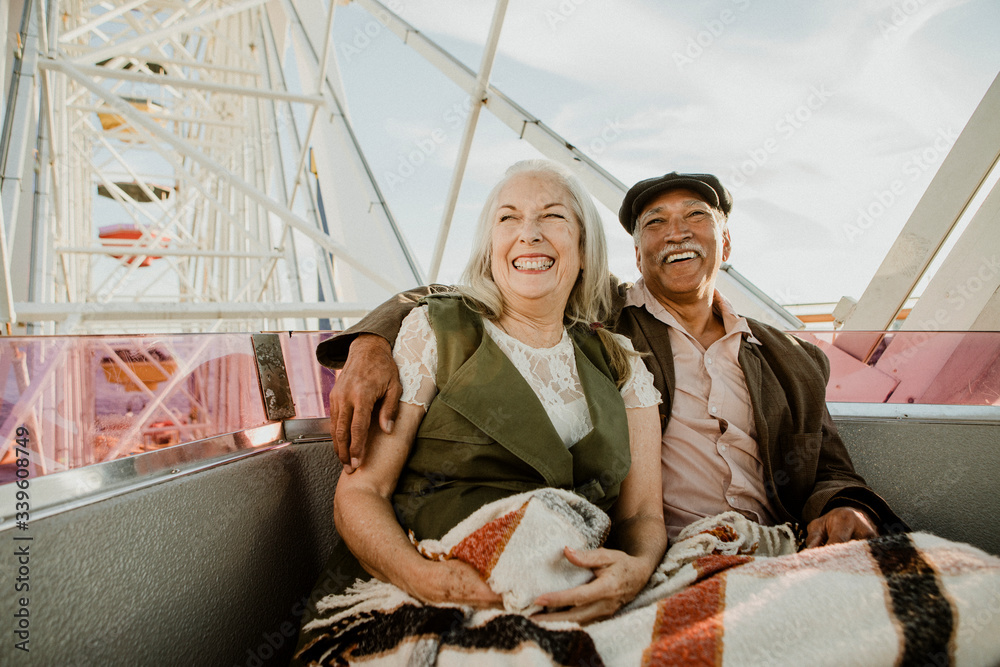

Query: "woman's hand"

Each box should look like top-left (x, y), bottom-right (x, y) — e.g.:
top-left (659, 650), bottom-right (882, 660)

top-left (404, 558), bottom-right (502, 608)
top-left (531, 545), bottom-right (653, 624)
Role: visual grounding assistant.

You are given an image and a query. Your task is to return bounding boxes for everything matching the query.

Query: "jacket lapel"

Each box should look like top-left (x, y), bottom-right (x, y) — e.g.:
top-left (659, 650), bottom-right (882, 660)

top-left (738, 339), bottom-right (768, 455)
top-left (437, 332), bottom-right (573, 488)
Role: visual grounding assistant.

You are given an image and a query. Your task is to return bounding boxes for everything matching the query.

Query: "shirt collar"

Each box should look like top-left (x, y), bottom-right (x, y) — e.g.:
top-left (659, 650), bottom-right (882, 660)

top-left (626, 277), bottom-right (761, 345)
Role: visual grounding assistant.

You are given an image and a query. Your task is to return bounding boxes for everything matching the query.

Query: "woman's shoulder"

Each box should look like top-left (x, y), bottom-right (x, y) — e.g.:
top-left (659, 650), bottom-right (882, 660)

top-left (400, 302), bottom-right (430, 325)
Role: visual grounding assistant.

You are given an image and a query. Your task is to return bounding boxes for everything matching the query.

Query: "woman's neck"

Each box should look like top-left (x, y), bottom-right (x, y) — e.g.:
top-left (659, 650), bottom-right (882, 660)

top-left (495, 309), bottom-right (565, 348)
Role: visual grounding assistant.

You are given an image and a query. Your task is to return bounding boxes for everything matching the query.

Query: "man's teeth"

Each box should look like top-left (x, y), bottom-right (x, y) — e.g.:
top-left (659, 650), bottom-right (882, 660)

top-left (666, 251), bottom-right (698, 263)
top-left (514, 257), bottom-right (554, 270)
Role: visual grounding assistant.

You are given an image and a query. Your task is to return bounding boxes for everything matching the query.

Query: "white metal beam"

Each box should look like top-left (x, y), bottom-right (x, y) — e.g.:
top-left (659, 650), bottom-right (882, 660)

top-left (48, 61), bottom-right (326, 105)
top-left (47, 59), bottom-right (399, 293)
top-left (54, 246), bottom-right (283, 259)
top-left (58, 0), bottom-right (148, 43)
top-left (428, 0), bottom-right (509, 282)
top-left (14, 301), bottom-right (370, 321)
top-left (842, 72), bottom-right (1000, 331)
top-left (354, 0), bottom-right (627, 211)
top-left (284, 0), bottom-right (424, 291)
top-left (286, 0), bottom-right (337, 209)
top-left (69, 0), bottom-right (268, 66)
top-left (901, 176), bottom-right (1000, 331)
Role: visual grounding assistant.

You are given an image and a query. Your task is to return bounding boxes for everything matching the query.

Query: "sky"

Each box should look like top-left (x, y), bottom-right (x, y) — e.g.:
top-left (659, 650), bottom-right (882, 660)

top-left (326, 0), bottom-right (1000, 307)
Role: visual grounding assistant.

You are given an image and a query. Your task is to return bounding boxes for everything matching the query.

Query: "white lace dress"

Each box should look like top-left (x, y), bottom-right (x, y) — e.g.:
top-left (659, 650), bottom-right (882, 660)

top-left (394, 306), bottom-right (660, 447)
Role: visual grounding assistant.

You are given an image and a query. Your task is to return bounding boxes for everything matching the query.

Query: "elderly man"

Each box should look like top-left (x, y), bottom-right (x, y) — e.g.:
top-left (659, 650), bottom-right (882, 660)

top-left (319, 172), bottom-right (903, 546)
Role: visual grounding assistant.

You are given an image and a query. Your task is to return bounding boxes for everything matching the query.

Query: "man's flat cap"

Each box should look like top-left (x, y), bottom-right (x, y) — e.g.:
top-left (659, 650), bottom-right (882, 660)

top-left (618, 172), bottom-right (732, 234)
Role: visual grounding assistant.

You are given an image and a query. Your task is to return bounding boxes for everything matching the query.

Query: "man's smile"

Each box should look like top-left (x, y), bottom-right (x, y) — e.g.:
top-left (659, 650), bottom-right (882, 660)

top-left (656, 245), bottom-right (704, 265)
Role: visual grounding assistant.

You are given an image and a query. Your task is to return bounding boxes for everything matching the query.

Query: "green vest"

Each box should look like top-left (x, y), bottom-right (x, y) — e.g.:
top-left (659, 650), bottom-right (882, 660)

top-left (392, 294), bottom-right (631, 540)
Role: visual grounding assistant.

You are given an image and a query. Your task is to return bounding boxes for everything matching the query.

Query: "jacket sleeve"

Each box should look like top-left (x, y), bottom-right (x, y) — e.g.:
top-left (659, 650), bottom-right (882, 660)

top-left (315, 284), bottom-right (455, 369)
top-left (799, 342), bottom-right (909, 534)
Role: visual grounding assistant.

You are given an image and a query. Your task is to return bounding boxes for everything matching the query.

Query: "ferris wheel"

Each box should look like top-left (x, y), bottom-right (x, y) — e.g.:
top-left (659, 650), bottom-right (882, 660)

top-left (2, 0), bottom-right (813, 336)
top-left (1, 0), bottom-right (428, 334)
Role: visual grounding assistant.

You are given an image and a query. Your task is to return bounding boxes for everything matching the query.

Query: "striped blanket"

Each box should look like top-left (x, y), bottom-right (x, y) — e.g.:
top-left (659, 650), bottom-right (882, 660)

top-left (297, 491), bottom-right (1000, 666)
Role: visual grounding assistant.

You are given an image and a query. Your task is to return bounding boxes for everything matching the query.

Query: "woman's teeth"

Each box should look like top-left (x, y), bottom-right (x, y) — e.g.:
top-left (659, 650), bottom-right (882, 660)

top-left (514, 257), bottom-right (554, 270)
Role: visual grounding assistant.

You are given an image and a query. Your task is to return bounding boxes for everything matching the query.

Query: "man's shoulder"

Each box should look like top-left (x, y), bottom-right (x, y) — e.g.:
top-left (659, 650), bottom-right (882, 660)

top-left (744, 317), bottom-right (828, 370)
top-left (745, 317), bottom-right (813, 347)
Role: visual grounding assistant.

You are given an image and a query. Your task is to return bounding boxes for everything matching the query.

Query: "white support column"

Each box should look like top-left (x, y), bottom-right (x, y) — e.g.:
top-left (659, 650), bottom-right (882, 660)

top-left (0, 206), bottom-right (14, 327)
top-left (901, 174), bottom-right (1000, 331)
top-left (0, 1), bottom-right (13, 326)
top-left (1, 0), bottom-right (40, 248)
top-left (842, 72), bottom-right (1000, 331)
top-left (286, 0), bottom-right (337, 209)
top-left (427, 0), bottom-right (509, 282)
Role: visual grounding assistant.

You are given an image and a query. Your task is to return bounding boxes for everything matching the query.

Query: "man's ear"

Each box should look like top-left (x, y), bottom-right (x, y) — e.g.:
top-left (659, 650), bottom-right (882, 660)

top-left (635, 243), bottom-right (642, 270)
top-left (722, 227), bottom-right (732, 262)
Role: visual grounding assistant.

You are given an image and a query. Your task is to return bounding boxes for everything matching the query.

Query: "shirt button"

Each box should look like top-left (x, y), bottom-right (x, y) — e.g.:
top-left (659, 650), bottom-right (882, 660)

top-left (727, 496), bottom-right (736, 504)
top-left (719, 444), bottom-right (728, 452)
top-left (706, 357), bottom-right (713, 365)
top-left (710, 406), bottom-right (718, 414)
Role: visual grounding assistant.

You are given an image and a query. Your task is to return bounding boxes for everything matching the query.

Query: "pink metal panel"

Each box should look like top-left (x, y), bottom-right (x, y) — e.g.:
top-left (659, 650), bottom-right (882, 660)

top-left (795, 331), bottom-right (1000, 406)
top-left (796, 332), bottom-right (899, 403)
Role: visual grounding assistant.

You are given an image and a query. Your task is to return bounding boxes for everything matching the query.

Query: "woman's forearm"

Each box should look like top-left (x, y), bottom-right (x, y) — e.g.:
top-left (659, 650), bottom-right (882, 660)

top-left (615, 405), bottom-right (667, 576)
top-left (612, 512), bottom-right (668, 575)
top-left (331, 401), bottom-right (430, 592)
top-left (334, 484), bottom-right (428, 591)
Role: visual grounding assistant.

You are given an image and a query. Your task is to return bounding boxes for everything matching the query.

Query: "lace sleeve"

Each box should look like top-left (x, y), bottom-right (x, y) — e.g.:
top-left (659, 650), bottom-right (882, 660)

top-left (615, 333), bottom-right (661, 409)
top-left (393, 306), bottom-right (438, 411)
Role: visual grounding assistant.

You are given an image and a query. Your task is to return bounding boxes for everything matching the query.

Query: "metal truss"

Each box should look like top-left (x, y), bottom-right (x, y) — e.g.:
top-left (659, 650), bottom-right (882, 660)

top-left (1, 0), bottom-right (422, 334)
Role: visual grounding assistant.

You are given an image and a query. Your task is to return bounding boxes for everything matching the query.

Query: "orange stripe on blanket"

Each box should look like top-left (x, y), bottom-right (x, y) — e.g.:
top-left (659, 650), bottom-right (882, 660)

top-left (642, 568), bottom-right (734, 667)
top-left (450, 502), bottom-right (528, 579)
top-left (694, 554), bottom-right (753, 580)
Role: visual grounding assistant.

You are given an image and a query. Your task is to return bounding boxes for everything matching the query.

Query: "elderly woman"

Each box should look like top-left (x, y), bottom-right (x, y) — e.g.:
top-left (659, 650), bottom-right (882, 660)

top-left (297, 161), bottom-right (664, 662)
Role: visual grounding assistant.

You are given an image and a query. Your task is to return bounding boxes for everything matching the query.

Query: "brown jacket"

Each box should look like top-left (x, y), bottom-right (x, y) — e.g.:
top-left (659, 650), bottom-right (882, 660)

top-left (316, 283), bottom-right (905, 532)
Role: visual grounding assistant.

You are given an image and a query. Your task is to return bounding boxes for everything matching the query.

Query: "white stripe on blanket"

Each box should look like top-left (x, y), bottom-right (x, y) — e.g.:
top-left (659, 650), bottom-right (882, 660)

top-left (299, 491), bottom-right (1000, 667)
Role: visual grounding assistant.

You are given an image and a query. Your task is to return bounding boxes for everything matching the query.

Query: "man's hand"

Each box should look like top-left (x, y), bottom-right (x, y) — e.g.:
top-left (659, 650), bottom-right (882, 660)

top-left (805, 506), bottom-right (877, 548)
top-left (531, 546), bottom-right (652, 625)
top-left (328, 334), bottom-right (402, 473)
